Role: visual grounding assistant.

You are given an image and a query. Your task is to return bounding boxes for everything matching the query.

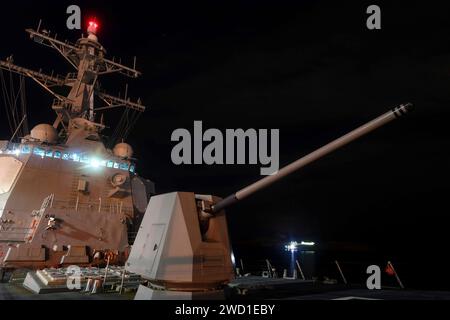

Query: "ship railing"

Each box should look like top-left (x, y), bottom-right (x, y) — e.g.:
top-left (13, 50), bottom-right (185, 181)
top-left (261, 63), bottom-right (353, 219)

top-left (49, 197), bottom-right (133, 216)
top-left (1, 142), bottom-right (20, 152)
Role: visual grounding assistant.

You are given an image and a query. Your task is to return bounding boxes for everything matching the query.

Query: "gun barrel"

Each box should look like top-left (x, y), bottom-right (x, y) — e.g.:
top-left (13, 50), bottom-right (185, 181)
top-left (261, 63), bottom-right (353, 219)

top-left (211, 103), bottom-right (413, 213)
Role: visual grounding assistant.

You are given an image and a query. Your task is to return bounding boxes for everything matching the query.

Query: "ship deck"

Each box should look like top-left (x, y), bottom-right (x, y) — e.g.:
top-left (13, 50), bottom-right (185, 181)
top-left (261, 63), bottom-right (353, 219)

top-left (1, 278), bottom-right (450, 300)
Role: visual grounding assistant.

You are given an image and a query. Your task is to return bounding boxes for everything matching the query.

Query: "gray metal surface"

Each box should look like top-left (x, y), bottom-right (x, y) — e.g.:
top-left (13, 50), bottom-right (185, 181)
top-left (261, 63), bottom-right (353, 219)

top-left (126, 192), bottom-right (234, 293)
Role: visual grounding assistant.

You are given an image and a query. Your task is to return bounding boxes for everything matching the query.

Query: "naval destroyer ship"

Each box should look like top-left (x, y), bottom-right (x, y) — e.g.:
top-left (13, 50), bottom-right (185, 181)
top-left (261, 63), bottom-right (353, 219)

top-left (0, 20), bottom-right (155, 272)
top-left (1, 19), bottom-right (449, 302)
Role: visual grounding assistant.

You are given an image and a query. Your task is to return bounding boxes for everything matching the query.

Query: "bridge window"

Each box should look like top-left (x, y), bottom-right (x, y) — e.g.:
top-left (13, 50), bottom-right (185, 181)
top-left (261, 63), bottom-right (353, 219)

top-left (33, 147), bottom-right (45, 157)
top-left (45, 150), bottom-right (53, 157)
top-left (119, 163), bottom-right (129, 171)
top-left (107, 160), bottom-right (114, 168)
top-left (21, 145), bottom-right (31, 154)
top-left (53, 151), bottom-right (61, 158)
top-left (70, 153), bottom-right (80, 162)
top-left (62, 152), bottom-right (70, 160)
top-left (80, 154), bottom-right (89, 163)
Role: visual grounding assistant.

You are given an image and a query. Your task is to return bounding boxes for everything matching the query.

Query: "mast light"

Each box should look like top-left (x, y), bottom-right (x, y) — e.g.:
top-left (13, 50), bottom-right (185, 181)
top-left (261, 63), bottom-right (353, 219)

top-left (88, 20), bottom-right (99, 34)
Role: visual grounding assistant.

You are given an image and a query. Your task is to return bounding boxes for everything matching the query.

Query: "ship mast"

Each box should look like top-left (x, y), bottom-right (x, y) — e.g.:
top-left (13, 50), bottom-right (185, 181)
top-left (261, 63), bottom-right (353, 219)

top-left (0, 19), bottom-right (146, 142)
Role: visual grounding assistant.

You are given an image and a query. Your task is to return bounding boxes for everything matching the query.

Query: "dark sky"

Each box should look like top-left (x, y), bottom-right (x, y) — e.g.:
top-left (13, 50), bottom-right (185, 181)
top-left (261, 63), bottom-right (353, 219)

top-left (1, 1), bottom-right (450, 277)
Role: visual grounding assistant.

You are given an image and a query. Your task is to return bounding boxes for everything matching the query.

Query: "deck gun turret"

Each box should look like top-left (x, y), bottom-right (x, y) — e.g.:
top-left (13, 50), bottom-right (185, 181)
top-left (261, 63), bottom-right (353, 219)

top-left (126, 103), bottom-right (413, 299)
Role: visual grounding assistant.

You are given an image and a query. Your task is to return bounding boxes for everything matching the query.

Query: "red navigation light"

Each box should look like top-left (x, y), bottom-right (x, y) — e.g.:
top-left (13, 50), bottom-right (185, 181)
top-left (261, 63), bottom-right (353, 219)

top-left (87, 20), bottom-right (99, 34)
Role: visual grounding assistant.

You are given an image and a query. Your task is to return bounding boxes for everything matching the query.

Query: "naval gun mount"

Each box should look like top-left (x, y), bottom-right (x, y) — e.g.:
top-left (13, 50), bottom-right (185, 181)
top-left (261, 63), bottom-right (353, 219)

top-left (125, 103), bottom-right (413, 299)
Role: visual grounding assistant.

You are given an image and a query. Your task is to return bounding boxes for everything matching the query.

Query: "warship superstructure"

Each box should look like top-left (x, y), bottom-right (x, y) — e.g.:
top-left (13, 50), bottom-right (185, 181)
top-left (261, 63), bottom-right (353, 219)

top-left (0, 21), bottom-right (154, 270)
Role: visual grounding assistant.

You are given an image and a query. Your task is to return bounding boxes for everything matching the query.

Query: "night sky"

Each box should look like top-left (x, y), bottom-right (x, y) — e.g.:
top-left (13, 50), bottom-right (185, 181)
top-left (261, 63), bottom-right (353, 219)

top-left (1, 1), bottom-right (450, 287)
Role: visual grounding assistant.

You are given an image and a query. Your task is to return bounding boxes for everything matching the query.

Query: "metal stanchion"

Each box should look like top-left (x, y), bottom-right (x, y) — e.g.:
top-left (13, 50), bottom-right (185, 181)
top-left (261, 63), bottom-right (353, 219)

top-left (335, 260), bottom-right (348, 285)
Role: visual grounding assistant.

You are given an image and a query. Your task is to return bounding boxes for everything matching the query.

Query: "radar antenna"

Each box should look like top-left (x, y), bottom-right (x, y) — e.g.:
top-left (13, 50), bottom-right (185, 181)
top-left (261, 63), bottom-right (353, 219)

top-left (0, 19), bottom-right (146, 142)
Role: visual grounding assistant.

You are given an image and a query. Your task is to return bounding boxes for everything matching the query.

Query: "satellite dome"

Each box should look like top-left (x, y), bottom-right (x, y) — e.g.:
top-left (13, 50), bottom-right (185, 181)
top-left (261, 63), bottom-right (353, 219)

top-left (30, 124), bottom-right (58, 143)
top-left (113, 142), bottom-right (133, 159)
